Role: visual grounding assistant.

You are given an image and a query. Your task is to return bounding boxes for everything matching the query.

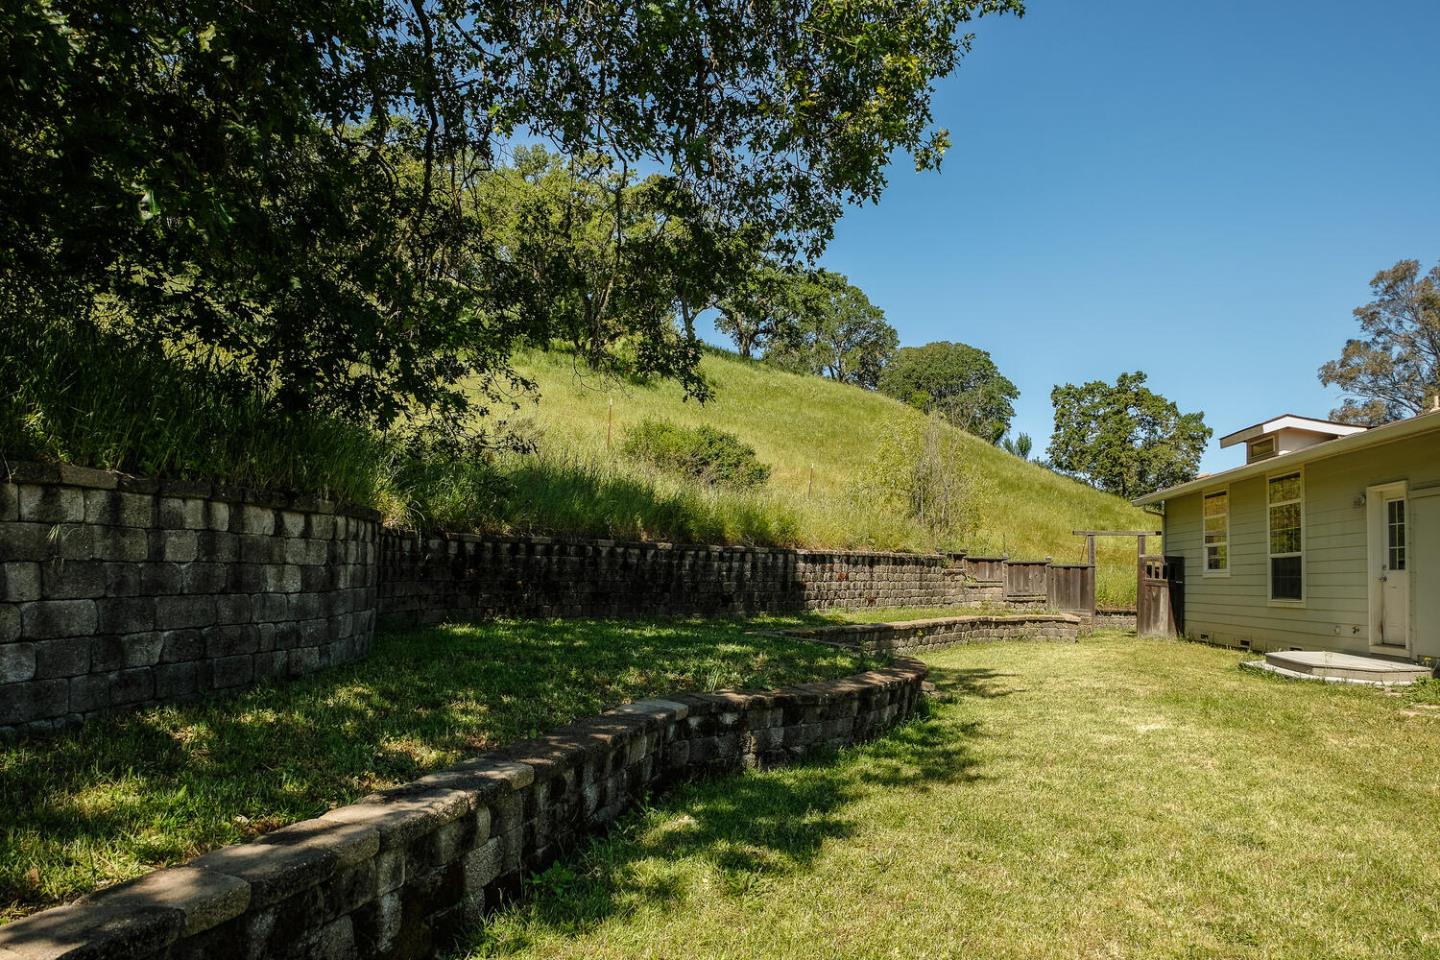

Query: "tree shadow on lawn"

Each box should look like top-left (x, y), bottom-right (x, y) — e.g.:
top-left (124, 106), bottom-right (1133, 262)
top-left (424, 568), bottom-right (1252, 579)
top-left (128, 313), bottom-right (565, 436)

top-left (0, 617), bottom-right (866, 919)
top-left (467, 663), bottom-right (1014, 954)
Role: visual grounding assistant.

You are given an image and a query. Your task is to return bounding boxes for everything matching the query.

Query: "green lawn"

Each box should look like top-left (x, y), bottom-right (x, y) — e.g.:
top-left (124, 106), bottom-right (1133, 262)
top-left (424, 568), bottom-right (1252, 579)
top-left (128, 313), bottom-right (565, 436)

top-left (465, 635), bottom-right (1440, 959)
top-left (0, 617), bottom-right (875, 923)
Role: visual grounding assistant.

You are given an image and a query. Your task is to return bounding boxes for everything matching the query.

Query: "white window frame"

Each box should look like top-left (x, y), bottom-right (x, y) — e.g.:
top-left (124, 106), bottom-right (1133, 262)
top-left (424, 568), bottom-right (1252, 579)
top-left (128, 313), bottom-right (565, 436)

top-left (1202, 486), bottom-right (1230, 577)
top-left (1266, 468), bottom-right (1305, 605)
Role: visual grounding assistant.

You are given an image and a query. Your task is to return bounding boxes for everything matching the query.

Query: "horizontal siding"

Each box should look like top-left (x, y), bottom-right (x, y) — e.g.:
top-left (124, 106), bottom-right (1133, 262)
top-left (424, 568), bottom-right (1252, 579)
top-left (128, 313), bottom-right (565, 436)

top-left (1416, 489), bottom-right (1440, 658)
top-left (1164, 431), bottom-right (1440, 654)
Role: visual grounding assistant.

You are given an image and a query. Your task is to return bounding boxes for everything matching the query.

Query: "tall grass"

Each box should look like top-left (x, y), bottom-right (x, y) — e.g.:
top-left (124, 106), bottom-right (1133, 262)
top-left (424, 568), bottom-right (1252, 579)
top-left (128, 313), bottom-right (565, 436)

top-left (1, 321), bottom-right (390, 506)
top-left (1, 328), bottom-right (1152, 604)
top-left (498, 347), bottom-right (1154, 603)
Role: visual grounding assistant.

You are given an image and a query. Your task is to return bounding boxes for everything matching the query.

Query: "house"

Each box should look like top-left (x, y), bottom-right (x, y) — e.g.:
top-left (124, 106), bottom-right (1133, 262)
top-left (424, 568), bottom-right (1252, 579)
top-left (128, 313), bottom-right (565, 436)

top-left (1133, 409), bottom-right (1440, 662)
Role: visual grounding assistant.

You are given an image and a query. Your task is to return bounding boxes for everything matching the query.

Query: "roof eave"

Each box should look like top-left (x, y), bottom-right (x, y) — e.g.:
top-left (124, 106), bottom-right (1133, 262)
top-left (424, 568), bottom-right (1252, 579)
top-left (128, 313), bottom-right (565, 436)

top-left (1133, 412), bottom-right (1440, 508)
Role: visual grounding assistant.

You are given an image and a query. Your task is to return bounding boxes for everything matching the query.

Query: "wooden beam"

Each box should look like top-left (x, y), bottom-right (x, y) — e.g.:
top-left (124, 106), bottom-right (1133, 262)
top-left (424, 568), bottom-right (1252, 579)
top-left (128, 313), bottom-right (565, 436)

top-left (1071, 530), bottom-right (1162, 537)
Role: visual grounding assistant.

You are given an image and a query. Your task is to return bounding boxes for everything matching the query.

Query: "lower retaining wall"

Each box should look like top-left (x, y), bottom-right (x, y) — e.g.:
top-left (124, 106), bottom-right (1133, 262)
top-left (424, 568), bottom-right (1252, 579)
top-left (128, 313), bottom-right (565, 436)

top-left (779, 613), bottom-right (1083, 655)
top-left (378, 530), bottom-right (969, 621)
top-left (0, 659), bottom-right (926, 960)
top-left (1093, 608), bottom-right (1138, 632)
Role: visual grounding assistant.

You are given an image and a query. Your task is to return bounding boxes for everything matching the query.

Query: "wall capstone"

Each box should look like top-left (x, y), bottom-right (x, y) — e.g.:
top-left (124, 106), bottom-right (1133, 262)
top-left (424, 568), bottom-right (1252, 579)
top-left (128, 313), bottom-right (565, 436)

top-left (0, 658), bottom-right (927, 960)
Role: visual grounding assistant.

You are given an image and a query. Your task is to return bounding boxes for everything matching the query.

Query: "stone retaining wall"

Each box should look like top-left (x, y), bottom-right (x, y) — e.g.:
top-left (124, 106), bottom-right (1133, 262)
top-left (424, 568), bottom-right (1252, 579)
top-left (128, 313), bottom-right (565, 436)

top-left (1093, 608), bottom-right (1138, 631)
top-left (378, 530), bottom-right (970, 622)
top-left (779, 613), bottom-right (1083, 654)
top-left (0, 659), bottom-right (926, 960)
top-left (0, 465), bottom-right (380, 736)
top-left (2, 463), bottom-right (1098, 733)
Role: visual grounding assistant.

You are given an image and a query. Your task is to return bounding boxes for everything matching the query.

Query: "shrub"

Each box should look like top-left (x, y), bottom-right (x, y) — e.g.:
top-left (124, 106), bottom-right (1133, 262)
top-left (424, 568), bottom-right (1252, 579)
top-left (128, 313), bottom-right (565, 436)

top-left (850, 413), bottom-right (992, 551)
top-left (621, 421), bottom-right (771, 489)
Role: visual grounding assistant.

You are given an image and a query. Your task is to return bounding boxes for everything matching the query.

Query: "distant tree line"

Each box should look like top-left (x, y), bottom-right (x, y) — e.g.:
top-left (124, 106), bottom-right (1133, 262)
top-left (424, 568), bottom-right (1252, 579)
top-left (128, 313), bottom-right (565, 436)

top-left (716, 271), bottom-right (1022, 443)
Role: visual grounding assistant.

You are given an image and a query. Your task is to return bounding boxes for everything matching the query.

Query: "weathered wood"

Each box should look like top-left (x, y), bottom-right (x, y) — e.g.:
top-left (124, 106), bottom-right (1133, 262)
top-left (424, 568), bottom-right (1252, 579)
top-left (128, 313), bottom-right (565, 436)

top-left (1070, 530), bottom-right (1163, 537)
top-left (1137, 554), bottom-right (1184, 638)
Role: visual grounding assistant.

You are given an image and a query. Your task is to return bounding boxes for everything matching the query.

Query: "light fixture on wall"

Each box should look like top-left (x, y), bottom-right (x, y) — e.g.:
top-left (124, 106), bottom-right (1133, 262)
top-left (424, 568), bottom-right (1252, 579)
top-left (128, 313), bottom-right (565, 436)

top-left (1353, 493), bottom-right (1367, 508)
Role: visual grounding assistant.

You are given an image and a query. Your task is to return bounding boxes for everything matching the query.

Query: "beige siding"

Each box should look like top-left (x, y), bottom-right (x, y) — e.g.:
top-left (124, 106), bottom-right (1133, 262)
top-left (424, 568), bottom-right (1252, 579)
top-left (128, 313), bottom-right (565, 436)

top-left (1165, 432), bottom-right (1440, 655)
top-left (1416, 488), bottom-right (1440, 659)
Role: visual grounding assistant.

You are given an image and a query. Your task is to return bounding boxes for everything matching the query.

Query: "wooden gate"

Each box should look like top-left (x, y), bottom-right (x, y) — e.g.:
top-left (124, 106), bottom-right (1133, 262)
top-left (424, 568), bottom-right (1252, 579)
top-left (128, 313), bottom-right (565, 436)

top-left (1138, 555), bottom-right (1184, 638)
top-left (1047, 563), bottom-right (1096, 615)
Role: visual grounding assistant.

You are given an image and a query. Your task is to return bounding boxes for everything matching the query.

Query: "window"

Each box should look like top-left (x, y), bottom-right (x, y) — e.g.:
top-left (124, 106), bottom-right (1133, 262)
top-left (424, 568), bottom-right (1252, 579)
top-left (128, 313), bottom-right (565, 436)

top-left (1268, 472), bottom-right (1303, 601)
top-left (1248, 436), bottom-right (1277, 463)
top-left (1387, 499), bottom-right (1406, 571)
top-left (1203, 490), bottom-right (1229, 573)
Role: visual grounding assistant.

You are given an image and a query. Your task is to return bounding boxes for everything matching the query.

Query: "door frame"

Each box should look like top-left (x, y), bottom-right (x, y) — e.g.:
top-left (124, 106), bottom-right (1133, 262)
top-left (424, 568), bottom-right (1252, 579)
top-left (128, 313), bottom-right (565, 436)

top-left (1367, 480), bottom-right (1410, 654)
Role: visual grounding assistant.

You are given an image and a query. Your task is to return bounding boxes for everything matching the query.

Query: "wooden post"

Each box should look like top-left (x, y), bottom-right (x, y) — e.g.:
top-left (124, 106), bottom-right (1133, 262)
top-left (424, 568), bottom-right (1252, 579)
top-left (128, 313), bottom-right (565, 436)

top-left (1086, 534), bottom-right (1096, 568)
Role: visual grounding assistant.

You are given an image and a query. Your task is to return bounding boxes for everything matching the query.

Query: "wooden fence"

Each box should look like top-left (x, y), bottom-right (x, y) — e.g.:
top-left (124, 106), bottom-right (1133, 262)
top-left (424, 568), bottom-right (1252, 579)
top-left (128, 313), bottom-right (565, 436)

top-left (956, 554), bottom-right (1095, 617)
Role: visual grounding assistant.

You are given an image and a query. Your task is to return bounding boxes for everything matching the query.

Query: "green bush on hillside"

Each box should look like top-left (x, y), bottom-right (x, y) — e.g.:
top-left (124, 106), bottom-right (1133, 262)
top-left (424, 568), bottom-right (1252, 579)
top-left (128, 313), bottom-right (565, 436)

top-left (622, 420), bottom-right (771, 489)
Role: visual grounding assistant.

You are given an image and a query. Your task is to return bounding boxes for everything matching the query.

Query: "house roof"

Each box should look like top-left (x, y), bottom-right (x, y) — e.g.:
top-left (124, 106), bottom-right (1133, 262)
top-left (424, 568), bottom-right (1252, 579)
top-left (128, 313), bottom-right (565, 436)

top-left (1217, 414), bottom-right (1367, 448)
top-left (1133, 410), bottom-right (1440, 507)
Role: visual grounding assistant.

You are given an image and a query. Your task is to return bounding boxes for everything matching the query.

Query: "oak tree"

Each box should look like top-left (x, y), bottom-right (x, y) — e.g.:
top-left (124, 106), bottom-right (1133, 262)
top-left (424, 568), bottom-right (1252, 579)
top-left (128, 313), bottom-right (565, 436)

top-left (878, 341), bottom-right (1018, 443)
top-left (3, 0), bottom-right (1024, 435)
top-left (1319, 259), bottom-right (1440, 425)
top-left (766, 271), bottom-right (898, 389)
top-left (1047, 372), bottom-right (1210, 499)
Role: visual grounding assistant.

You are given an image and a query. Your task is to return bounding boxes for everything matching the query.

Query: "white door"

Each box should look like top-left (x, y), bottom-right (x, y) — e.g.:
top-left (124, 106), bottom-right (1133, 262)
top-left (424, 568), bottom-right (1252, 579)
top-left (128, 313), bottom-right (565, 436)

top-left (1380, 495), bottom-right (1410, 645)
top-left (1369, 484), bottom-right (1410, 650)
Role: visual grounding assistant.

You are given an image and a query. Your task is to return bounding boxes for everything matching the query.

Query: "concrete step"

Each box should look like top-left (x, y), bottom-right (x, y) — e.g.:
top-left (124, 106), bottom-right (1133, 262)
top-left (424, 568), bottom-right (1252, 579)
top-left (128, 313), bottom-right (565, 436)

top-left (1252, 649), bottom-right (1432, 686)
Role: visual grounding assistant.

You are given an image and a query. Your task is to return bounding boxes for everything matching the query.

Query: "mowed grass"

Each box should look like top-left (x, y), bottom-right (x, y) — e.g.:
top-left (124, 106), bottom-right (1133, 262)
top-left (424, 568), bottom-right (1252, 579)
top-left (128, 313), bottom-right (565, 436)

top-left (500, 348), bottom-right (1152, 605)
top-left (0, 617), bottom-right (873, 923)
top-left (465, 635), bottom-right (1440, 960)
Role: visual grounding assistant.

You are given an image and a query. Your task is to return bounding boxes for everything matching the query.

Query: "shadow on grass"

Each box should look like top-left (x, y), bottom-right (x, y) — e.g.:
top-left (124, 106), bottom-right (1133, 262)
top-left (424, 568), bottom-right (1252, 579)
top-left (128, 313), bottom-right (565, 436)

top-left (0, 617), bottom-right (867, 920)
top-left (464, 662), bottom-right (1012, 955)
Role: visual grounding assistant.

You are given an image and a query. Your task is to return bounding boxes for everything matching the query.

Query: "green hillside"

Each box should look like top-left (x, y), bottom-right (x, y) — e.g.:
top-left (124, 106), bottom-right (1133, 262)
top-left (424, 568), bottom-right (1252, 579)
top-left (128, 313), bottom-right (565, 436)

top-left (478, 348), bottom-right (1151, 605)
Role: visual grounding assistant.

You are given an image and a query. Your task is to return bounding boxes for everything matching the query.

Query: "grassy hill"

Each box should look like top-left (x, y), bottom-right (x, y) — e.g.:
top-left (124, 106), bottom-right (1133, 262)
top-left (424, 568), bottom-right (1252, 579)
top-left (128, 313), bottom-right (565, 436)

top-left (4, 330), bottom-right (1152, 604)
top-left (476, 348), bottom-right (1152, 605)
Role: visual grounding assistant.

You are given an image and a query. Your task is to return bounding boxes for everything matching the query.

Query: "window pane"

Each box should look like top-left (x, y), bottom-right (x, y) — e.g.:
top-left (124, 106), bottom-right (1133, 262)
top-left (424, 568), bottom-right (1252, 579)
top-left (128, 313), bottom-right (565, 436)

top-left (1204, 493), bottom-right (1227, 517)
top-left (1388, 499), bottom-right (1406, 570)
top-left (1269, 473), bottom-right (1301, 503)
top-left (1207, 545), bottom-right (1228, 571)
top-left (1271, 555), bottom-right (1302, 600)
top-left (1269, 503), bottom-right (1301, 553)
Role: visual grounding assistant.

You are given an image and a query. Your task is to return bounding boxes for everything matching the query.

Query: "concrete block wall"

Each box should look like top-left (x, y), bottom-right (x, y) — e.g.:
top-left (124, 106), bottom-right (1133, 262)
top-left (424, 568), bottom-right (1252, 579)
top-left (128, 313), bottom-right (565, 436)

top-left (1093, 608), bottom-right (1138, 631)
top-left (0, 464), bottom-right (380, 735)
top-left (377, 530), bottom-right (971, 622)
top-left (779, 613), bottom-right (1083, 655)
top-left (0, 659), bottom-right (926, 960)
top-left (1, 464), bottom-right (1099, 732)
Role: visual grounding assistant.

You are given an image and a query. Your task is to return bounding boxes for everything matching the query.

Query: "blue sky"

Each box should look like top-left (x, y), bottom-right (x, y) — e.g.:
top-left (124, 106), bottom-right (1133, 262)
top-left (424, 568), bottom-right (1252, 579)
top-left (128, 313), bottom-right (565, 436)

top-left (695, 0), bottom-right (1440, 473)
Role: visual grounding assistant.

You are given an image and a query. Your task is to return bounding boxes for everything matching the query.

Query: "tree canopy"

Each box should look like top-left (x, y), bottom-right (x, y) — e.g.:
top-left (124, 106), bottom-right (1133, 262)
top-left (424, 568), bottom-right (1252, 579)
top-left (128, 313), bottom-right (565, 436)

top-left (2, 0), bottom-right (1023, 438)
top-left (1047, 372), bottom-right (1211, 499)
top-left (765, 271), bottom-right (898, 389)
top-left (877, 341), bottom-right (1018, 443)
top-left (715, 263), bottom-right (810, 361)
top-left (1318, 258), bottom-right (1440, 425)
